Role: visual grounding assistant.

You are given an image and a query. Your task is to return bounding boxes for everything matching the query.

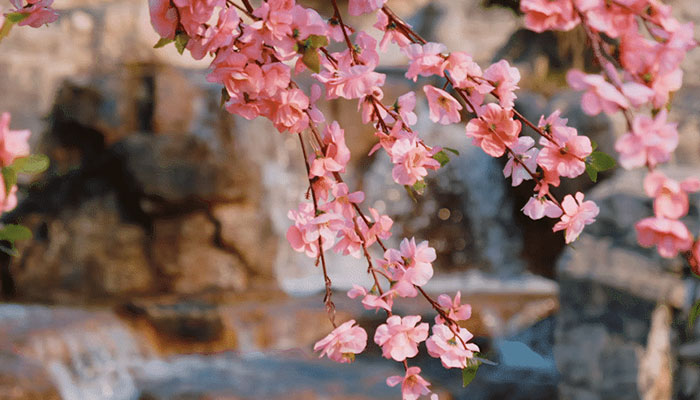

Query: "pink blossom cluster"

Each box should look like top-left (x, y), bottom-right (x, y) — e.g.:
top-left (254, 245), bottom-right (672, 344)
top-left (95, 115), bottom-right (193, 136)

top-left (143, 0), bottom-right (697, 397)
top-left (636, 172), bottom-right (700, 259)
top-left (0, 113), bottom-right (30, 212)
top-left (522, 0), bottom-right (700, 263)
top-left (5, 0), bottom-right (58, 28)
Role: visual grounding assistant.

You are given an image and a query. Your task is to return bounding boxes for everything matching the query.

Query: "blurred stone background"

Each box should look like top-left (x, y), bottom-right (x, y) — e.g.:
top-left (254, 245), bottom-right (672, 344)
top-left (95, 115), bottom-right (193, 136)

top-left (0, 0), bottom-right (699, 399)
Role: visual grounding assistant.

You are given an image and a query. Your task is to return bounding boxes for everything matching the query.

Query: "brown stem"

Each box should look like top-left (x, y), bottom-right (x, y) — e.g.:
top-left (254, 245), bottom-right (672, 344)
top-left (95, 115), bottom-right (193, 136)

top-left (330, 0), bottom-right (360, 64)
top-left (298, 133), bottom-right (336, 328)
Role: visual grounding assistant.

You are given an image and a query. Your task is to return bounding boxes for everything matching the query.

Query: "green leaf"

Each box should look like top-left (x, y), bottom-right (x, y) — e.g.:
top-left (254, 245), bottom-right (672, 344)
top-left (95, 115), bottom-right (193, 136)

top-left (404, 185), bottom-right (418, 203)
top-left (13, 154), bottom-right (50, 174)
top-left (0, 224), bottom-right (32, 242)
top-left (153, 37), bottom-right (174, 48)
top-left (433, 150), bottom-right (450, 167)
top-left (1, 166), bottom-right (17, 195)
top-left (444, 147), bottom-right (460, 156)
top-left (302, 49), bottom-right (321, 73)
top-left (689, 300), bottom-right (700, 332)
top-left (462, 358), bottom-right (481, 387)
top-left (589, 151), bottom-right (616, 171)
top-left (412, 180), bottom-right (427, 195)
top-left (590, 140), bottom-right (598, 152)
top-left (5, 12), bottom-right (28, 24)
top-left (174, 33), bottom-right (189, 55)
top-left (585, 163), bottom-right (598, 183)
top-left (0, 224), bottom-right (32, 256)
top-left (0, 19), bottom-right (15, 41)
top-left (305, 34), bottom-right (329, 49)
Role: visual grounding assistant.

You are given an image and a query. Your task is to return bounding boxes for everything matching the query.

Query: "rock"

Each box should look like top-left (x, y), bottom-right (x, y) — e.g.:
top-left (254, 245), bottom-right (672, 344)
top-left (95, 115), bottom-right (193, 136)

top-left (152, 212), bottom-right (249, 294)
top-left (10, 194), bottom-right (154, 301)
top-left (120, 299), bottom-right (231, 355)
top-left (211, 204), bottom-right (277, 279)
top-left (637, 305), bottom-right (672, 400)
top-left (554, 167), bottom-right (700, 400)
top-left (115, 132), bottom-right (256, 207)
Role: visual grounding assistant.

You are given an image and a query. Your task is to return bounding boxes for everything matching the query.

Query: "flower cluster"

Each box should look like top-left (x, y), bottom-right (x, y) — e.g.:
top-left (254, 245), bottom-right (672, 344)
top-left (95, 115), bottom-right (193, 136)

top-left (521, 0), bottom-right (700, 263)
top-left (636, 172), bottom-right (700, 258)
top-left (5, 0), bottom-right (698, 395)
top-left (152, 0), bottom-right (697, 397)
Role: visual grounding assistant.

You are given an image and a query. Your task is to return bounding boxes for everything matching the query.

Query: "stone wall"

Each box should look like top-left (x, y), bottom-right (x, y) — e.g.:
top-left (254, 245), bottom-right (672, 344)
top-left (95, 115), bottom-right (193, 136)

top-left (555, 168), bottom-right (700, 400)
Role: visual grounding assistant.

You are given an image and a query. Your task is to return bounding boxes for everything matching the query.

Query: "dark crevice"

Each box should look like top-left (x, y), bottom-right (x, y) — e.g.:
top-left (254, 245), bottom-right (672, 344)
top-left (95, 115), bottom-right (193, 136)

top-left (203, 208), bottom-right (262, 279)
top-left (136, 72), bottom-right (156, 132)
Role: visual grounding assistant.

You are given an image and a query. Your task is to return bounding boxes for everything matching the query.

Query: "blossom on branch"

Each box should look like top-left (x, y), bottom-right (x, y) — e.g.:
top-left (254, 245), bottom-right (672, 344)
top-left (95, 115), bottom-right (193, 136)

top-left (374, 315), bottom-right (429, 362)
top-left (465, 103), bottom-right (521, 158)
top-left (386, 367), bottom-right (436, 400)
top-left (426, 324), bottom-right (479, 369)
top-left (552, 192), bottom-right (599, 243)
top-left (314, 319), bottom-right (368, 363)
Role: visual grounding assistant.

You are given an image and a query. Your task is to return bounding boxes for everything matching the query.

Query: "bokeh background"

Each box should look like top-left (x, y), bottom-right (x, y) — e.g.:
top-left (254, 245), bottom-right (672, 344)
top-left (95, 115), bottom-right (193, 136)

top-left (1, 0), bottom-right (700, 399)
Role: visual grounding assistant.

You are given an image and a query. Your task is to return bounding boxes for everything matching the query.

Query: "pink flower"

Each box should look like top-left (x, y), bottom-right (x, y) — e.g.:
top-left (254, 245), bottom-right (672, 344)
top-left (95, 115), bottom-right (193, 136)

top-left (620, 81), bottom-right (655, 108)
top-left (390, 139), bottom-right (440, 186)
top-left (536, 111), bottom-right (592, 178)
top-left (315, 63), bottom-right (386, 100)
top-left (286, 203), bottom-right (344, 258)
top-left (435, 291), bottom-right (472, 324)
top-left (290, 5), bottom-right (327, 43)
top-left (0, 112), bottom-right (31, 167)
top-left (521, 0), bottom-right (579, 33)
top-left (566, 70), bottom-right (629, 115)
top-left (310, 121), bottom-right (351, 177)
top-left (395, 92), bottom-right (418, 126)
top-left (0, 174), bottom-right (18, 212)
top-left (271, 88), bottom-right (310, 134)
top-left (404, 43), bottom-right (447, 81)
top-left (314, 319), bottom-right (368, 363)
top-left (173, 0), bottom-right (224, 38)
top-left (644, 171), bottom-right (700, 219)
top-left (251, 0), bottom-right (294, 46)
top-left (615, 110), bottom-right (678, 170)
top-left (374, 11), bottom-right (412, 51)
top-left (578, 0), bottom-right (636, 39)
top-left (208, 51), bottom-right (264, 100)
top-left (9, 0), bottom-right (58, 28)
top-left (333, 222), bottom-right (364, 258)
top-left (393, 237), bottom-right (437, 287)
top-left (503, 136), bottom-right (538, 186)
top-left (187, 7), bottom-right (240, 60)
top-left (348, 0), bottom-right (387, 16)
top-left (357, 207), bottom-right (393, 247)
top-left (445, 52), bottom-right (490, 92)
top-left (426, 324), bottom-right (480, 369)
top-left (522, 196), bottom-right (563, 220)
top-left (148, 0), bottom-right (178, 39)
top-left (636, 216), bottom-right (693, 258)
top-left (348, 284), bottom-right (395, 312)
top-left (374, 315), bottom-right (429, 361)
top-left (483, 60), bottom-right (520, 109)
top-left (386, 367), bottom-right (434, 400)
top-left (553, 192), bottom-right (599, 243)
top-left (423, 85), bottom-right (462, 125)
top-left (325, 183), bottom-right (364, 220)
top-left (465, 103), bottom-right (521, 158)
